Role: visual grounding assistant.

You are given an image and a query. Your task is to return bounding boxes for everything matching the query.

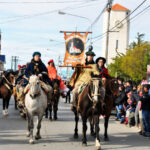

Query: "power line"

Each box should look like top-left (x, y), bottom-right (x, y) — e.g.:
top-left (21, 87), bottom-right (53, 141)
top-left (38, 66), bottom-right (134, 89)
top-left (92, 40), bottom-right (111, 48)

top-left (86, 1), bottom-right (108, 31)
top-left (0, 1), bottom-right (85, 4)
top-left (0, 0), bottom-right (99, 24)
top-left (92, 0), bottom-right (148, 41)
top-left (92, 4), bottom-right (150, 44)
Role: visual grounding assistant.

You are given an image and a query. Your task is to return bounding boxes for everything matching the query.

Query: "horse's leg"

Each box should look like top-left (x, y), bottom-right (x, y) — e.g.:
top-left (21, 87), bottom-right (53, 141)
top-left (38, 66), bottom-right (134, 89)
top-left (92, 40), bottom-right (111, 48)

top-left (74, 109), bottom-right (79, 139)
top-left (5, 96), bottom-right (11, 115)
top-left (45, 107), bottom-right (48, 119)
top-left (14, 97), bottom-right (17, 110)
top-left (104, 116), bottom-right (110, 141)
top-left (54, 102), bottom-right (58, 120)
top-left (2, 98), bottom-right (6, 115)
top-left (94, 115), bottom-right (101, 150)
top-left (35, 115), bottom-right (43, 140)
top-left (49, 103), bottom-right (52, 121)
top-left (29, 116), bottom-right (34, 144)
top-left (26, 112), bottom-right (31, 137)
top-left (81, 115), bottom-right (87, 146)
top-left (90, 118), bottom-right (95, 136)
top-left (69, 94), bottom-right (71, 103)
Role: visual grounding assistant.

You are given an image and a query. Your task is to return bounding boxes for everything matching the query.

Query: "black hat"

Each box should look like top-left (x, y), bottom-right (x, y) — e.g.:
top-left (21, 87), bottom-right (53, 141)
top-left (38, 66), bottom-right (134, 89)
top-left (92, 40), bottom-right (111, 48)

top-left (85, 45), bottom-right (95, 56)
top-left (96, 57), bottom-right (106, 64)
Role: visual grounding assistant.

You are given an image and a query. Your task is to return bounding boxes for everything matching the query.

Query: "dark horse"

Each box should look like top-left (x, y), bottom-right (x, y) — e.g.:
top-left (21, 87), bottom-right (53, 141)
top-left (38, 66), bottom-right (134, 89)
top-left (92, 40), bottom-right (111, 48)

top-left (103, 78), bottom-right (119, 141)
top-left (0, 70), bottom-right (16, 116)
top-left (72, 76), bottom-right (103, 150)
top-left (45, 79), bottom-right (60, 120)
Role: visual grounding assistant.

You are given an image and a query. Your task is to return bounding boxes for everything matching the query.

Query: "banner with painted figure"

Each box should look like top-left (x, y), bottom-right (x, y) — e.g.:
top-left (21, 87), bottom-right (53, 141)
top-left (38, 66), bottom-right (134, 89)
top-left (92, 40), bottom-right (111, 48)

top-left (63, 32), bottom-right (88, 66)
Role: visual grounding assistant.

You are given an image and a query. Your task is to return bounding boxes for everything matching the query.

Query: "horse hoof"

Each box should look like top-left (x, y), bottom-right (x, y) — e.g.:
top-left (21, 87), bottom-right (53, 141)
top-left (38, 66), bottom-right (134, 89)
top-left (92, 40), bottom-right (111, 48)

top-left (29, 139), bottom-right (34, 144)
top-left (54, 117), bottom-right (57, 120)
top-left (35, 135), bottom-right (41, 140)
top-left (91, 132), bottom-right (96, 137)
top-left (95, 146), bottom-right (101, 150)
top-left (26, 132), bottom-right (30, 137)
top-left (74, 134), bottom-right (78, 139)
top-left (49, 118), bottom-right (52, 121)
top-left (104, 137), bottom-right (109, 141)
top-left (82, 143), bottom-right (87, 147)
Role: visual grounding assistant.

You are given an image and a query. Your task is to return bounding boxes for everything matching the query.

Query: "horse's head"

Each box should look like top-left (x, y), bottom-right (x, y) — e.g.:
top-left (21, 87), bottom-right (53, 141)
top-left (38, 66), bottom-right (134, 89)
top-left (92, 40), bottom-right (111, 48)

top-left (89, 75), bottom-right (102, 104)
top-left (4, 70), bottom-right (16, 86)
top-left (106, 78), bottom-right (119, 97)
top-left (28, 75), bottom-right (41, 99)
top-left (52, 79), bottom-right (60, 95)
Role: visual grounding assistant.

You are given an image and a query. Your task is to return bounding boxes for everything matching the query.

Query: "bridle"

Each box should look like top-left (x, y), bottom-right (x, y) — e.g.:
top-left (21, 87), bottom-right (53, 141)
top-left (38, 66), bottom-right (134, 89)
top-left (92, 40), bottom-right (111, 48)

top-left (88, 78), bottom-right (102, 102)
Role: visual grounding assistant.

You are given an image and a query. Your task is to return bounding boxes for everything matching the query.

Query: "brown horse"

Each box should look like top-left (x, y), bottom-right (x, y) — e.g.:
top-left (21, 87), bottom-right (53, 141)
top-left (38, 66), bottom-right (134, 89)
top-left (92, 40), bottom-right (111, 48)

top-left (103, 78), bottom-right (119, 141)
top-left (45, 79), bottom-right (60, 120)
top-left (0, 70), bottom-right (16, 116)
top-left (73, 76), bottom-right (103, 150)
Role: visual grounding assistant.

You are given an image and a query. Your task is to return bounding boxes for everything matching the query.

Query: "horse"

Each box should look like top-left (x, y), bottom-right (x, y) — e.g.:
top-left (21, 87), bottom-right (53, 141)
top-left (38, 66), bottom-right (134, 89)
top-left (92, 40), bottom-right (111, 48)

top-left (72, 76), bottom-right (103, 150)
top-left (14, 80), bottom-right (26, 119)
top-left (102, 78), bottom-right (119, 141)
top-left (45, 79), bottom-right (60, 120)
top-left (25, 75), bottom-right (47, 144)
top-left (0, 70), bottom-right (16, 116)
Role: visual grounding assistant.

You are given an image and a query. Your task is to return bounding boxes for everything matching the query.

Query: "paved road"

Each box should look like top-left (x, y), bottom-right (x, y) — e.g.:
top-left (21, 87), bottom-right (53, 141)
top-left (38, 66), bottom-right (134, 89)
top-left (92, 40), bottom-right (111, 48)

top-left (0, 97), bottom-right (150, 150)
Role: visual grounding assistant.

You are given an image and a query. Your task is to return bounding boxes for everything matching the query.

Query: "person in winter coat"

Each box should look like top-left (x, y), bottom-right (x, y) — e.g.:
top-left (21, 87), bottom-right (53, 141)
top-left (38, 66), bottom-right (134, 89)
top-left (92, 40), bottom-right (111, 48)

top-left (140, 84), bottom-right (150, 137)
top-left (47, 59), bottom-right (69, 96)
top-left (23, 52), bottom-right (52, 86)
top-left (115, 85), bottom-right (126, 123)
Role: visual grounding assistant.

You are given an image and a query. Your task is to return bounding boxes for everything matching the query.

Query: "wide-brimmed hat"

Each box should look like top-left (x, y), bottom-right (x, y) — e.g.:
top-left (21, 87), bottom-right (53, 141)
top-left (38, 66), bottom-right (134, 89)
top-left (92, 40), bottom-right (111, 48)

top-left (85, 45), bottom-right (95, 56)
top-left (96, 57), bottom-right (106, 64)
top-left (32, 51), bottom-right (41, 57)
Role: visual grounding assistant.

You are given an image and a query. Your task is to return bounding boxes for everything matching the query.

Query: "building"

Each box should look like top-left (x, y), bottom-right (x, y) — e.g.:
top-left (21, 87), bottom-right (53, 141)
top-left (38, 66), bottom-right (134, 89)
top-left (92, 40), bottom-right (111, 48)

top-left (102, 4), bottom-right (130, 64)
top-left (0, 32), bottom-right (5, 71)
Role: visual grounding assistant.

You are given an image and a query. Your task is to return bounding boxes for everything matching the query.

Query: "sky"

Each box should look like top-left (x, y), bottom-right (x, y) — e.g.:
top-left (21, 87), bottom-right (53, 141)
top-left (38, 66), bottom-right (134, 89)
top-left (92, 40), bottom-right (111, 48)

top-left (0, 0), bottom-right (150, 74)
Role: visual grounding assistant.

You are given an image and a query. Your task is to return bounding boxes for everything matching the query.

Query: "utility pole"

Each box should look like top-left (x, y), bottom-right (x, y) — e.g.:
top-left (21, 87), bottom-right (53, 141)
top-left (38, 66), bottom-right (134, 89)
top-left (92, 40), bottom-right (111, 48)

top-left (11, 56), bottom-right (19, 71)
top-left (105, 0), bottom-right (113, 65)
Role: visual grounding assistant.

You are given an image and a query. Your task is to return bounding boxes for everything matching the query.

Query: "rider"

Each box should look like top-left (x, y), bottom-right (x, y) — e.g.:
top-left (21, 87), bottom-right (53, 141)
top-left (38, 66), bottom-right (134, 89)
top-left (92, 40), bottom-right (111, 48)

top-left (47, 59), bottom-right (69, 97)
top-left (96, 57), bottom-right (110, 88)
top-left (70, 45), bottom-right (105, 111)
top-left (22, 52), bottom-right (52, 101)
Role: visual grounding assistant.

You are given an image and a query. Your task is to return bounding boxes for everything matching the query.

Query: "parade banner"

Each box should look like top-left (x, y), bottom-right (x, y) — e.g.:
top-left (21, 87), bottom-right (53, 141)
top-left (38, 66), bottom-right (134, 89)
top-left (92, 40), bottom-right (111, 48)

top-left (63, 32), bottom-right (88, 66)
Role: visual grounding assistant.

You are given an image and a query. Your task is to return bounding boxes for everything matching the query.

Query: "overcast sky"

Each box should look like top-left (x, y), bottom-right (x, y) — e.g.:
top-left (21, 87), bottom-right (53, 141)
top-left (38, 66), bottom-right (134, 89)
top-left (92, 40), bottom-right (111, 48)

top-left (0, 0), bottom-right (150, 69)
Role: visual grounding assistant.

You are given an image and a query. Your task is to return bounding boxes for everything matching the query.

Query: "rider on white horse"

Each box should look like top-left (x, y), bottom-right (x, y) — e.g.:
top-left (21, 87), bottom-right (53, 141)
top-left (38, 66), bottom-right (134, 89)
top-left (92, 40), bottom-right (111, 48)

top-left (20, 52), bottom-right (52, 103)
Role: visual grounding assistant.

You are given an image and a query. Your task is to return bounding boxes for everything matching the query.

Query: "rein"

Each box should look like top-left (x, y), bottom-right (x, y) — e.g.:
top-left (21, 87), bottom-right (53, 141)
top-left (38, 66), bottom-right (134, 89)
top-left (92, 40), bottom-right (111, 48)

top-left (2, 75), bottom-right (14, 92)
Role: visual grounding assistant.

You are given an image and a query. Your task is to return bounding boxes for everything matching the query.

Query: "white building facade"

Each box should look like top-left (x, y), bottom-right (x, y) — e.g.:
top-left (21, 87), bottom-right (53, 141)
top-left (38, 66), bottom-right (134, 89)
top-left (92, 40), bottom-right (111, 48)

top-left (102, 4), bottom-right (130, 64)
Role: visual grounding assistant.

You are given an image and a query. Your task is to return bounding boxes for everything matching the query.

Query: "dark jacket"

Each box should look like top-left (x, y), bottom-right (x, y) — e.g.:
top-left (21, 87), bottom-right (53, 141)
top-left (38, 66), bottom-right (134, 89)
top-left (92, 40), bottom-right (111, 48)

top-left (115, 90), bottom-right (127, 105)
top-left (125, 86), bottom-right (133, 94)
top-left (140, 92), bottom-right (150, 111)
top-left (85, 59), bottom-right (95, 65)
top-left (97, 66), bottom-right (110, 79)
top-left (24, 59), bottom-right (52, 86)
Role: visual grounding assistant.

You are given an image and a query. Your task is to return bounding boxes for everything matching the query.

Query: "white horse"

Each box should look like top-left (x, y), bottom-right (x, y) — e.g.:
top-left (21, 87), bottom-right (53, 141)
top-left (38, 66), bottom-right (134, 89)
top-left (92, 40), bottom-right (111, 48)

top-left (25, 75), bottom-right (47, 144)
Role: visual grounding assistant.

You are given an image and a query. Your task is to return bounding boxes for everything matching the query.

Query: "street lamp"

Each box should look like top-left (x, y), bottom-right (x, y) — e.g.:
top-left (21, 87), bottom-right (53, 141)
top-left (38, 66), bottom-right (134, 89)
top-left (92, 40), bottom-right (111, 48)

top-left (58, 10), bottom-right (92, 43)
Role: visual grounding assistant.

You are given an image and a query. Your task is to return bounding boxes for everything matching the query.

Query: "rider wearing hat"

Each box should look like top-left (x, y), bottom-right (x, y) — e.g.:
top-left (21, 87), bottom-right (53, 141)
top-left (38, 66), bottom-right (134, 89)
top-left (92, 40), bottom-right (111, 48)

top-left (21, 52), bottom-right (53, 103)
top-left (96, 57), bottom-right (110, 88)
top-left (24, 52), bottom-right (52, 86)
top-left (70, 46), bottom-right (105, 111)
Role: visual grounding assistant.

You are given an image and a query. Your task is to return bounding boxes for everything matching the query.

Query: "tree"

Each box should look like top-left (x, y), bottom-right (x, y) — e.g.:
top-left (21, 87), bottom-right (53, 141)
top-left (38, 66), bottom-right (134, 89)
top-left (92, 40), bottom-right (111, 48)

top-left (108, 33), bottom-right (150, 82)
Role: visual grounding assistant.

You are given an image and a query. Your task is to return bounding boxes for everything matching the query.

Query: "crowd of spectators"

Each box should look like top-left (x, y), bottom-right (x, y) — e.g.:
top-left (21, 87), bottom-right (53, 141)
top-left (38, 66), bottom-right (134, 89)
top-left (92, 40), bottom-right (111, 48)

top-left (115, 77), bottom-right (150, 137)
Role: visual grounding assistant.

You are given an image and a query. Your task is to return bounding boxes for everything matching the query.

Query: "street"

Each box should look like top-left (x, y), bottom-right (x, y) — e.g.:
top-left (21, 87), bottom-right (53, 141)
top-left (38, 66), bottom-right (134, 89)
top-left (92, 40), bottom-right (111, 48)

top-left (0, 97), bottom-right (150, 150)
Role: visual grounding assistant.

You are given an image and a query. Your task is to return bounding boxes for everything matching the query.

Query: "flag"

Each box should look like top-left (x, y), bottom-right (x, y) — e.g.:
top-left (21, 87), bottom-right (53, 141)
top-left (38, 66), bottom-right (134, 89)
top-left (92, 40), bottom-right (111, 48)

top-left (63, 32), bottom-right (88, 66)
